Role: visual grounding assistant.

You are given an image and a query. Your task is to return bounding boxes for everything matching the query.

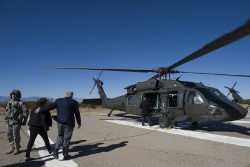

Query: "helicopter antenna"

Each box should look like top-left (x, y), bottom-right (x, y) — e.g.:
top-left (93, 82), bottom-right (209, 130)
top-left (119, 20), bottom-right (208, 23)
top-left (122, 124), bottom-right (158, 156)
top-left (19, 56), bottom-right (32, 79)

top-left (176, 75), bottom-right (182, 81)
top-left (89, 70), bottom-right (103, 95)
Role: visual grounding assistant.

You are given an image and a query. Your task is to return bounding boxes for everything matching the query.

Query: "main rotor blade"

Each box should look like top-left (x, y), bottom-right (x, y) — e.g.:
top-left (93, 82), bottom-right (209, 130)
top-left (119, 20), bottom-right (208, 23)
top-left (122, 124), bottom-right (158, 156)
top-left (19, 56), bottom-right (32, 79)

top-left (177, 71), bottom-right (250, 78)
top-left (150, 19), bottom-right (250, 80)
top-left (167, 19), bottom-right (250, 70)
top-left (43, 66), bottom-right (155, 73)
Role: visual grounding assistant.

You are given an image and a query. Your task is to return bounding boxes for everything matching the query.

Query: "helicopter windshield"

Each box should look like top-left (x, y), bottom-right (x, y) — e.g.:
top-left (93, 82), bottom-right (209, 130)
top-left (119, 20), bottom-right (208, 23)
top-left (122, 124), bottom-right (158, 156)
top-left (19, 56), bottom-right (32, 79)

top-left (196, 87), bottom-right (228, 102)
top-left (187, 91), bottom-right (204, 104)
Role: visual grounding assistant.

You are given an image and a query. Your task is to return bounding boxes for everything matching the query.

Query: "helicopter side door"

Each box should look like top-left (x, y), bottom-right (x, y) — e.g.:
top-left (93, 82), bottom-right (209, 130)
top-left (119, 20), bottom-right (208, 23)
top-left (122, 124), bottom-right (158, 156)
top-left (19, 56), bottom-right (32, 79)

top-left (126, 94), bottom-right (142, 115)
top-left (185, 90), bottom-right (208, 122)
top-left (166, 91), bottom-right (186, 119)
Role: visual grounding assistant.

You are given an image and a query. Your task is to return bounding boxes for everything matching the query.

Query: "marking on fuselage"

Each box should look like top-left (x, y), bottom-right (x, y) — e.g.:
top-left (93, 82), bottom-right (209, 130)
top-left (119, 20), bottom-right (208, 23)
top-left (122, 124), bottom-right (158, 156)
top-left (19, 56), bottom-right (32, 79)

top-left (27, 130), bottom-right (78, 167)
top-left (105, 120), bottom-right (250, 148)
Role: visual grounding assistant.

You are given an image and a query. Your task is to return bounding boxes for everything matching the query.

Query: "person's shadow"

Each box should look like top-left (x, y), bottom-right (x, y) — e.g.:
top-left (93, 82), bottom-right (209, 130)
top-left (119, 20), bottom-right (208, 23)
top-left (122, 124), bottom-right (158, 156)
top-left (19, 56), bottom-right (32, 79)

top-left (2, 161), bottom-right (45, 167)
top-left (70, 140), bottom-right (87, 145)
top-left (70, 141), bottom-right (128, 159)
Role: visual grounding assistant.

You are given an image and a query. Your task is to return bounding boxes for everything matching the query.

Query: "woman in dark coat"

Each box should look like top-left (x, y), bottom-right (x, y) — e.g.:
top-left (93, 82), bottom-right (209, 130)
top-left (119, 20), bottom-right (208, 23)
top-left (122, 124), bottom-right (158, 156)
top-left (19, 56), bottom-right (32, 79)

top-left (25, 98), bottom-right (53, 161)
top-left (139, 95), bottom-right (153, 126)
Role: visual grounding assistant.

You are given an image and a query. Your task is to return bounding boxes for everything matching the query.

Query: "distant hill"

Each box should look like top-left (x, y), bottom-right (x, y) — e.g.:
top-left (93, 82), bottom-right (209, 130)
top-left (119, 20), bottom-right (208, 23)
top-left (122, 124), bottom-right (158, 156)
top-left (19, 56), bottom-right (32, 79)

top-left (0, 96), bottom-right (83, 103)
top-left (0, 96), bottom-right (10, 102)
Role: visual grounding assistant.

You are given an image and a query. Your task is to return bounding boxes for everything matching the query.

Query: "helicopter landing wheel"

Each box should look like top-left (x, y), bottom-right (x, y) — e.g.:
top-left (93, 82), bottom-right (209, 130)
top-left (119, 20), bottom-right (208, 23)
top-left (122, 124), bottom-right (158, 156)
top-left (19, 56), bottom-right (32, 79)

top-left (159, 116), bottom-right (170, 128)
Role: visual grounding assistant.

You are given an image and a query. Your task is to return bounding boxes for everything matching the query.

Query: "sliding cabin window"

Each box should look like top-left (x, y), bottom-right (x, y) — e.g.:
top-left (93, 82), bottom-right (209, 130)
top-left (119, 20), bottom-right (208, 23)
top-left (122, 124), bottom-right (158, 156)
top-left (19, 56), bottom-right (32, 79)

top-left (127, 94), bottom-right (141, 106)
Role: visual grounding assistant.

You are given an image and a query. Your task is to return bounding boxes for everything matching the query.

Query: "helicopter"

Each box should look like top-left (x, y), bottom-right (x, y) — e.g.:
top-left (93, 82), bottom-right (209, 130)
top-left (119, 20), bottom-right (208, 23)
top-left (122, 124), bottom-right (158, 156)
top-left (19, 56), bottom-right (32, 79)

top-left (225, 82), bottom-right (250, 105)
top-left (44, 19), bottom-right (250, 128)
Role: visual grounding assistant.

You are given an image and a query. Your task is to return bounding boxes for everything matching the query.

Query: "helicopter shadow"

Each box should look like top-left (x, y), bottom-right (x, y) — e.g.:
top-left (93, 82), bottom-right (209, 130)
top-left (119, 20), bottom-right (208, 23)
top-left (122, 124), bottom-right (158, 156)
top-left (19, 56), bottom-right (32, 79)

top-left (100, 113), bottom-right (161, 126)
top-left (99, 113), bottom-right (142, 121)
top-left (70, 141), bottom-right (128, 159)
top-left (105, 113), bottom-right (250, 136)
top-left (177, 122), bottom-right (250, 136)
top-left (99, 113), bottom-right (250, 136)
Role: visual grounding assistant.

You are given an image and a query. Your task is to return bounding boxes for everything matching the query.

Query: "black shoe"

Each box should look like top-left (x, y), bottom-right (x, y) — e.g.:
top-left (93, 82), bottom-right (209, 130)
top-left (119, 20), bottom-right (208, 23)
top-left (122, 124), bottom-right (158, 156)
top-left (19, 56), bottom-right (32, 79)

top-left (52, 152), bottom-right (59, 159)
top-left (25, 157), bottom-right (34, 162)
top-left (49, 148), bottom-right (54, 154)
top-left (142, 124), bottom-right (146, 126)
top-left (63, 155), bottom-right (72, 160)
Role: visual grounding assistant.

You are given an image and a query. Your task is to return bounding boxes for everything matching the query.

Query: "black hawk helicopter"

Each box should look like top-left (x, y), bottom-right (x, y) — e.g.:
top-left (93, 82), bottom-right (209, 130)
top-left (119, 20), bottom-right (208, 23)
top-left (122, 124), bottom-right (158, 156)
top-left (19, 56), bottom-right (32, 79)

top-left (44, 19), bottom-right (250, 128)
top-left (225, 82), bottom-right (250, 105)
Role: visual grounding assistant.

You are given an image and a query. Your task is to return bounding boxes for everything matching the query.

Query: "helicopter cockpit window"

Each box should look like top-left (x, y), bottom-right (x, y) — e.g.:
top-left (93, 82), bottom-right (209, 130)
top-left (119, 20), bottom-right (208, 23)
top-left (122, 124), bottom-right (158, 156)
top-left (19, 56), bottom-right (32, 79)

top-left (196, 87), bottom-right (227, 102)
top-left (210, 88), bottom-right (228, 100)
top-left (187, 91), bottom-right (204, 104)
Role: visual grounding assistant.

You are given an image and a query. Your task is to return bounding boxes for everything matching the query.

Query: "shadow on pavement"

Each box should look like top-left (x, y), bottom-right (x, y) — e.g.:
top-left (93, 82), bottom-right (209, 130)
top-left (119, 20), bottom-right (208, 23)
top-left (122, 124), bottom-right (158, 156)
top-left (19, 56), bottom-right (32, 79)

top-left (71, 141), bottom-right (128, 159)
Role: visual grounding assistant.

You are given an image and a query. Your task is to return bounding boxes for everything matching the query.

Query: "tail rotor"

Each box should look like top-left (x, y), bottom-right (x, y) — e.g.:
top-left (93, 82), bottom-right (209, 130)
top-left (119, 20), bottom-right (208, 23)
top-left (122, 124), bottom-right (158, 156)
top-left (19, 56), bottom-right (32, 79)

top-left (89, 70), bottom-right (103, 95)
top-left (224, 82), bottom-right (239, 97)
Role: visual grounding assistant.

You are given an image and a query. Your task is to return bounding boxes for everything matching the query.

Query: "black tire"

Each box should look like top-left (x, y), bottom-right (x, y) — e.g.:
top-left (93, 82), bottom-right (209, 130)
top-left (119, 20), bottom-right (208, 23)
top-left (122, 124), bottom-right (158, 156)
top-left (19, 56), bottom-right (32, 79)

top-left (159, 116), bottom-right (170, 128)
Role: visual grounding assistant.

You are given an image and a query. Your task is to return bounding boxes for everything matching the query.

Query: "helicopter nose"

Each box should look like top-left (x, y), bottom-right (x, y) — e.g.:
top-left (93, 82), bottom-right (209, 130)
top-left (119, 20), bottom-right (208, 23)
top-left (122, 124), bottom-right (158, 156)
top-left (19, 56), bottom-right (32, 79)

top-left (240, 107), bottom-right (248, 118)
top-left (225, 103), bottom-right (248, 121)
top-left (233, 105), bottom-right (248, 120)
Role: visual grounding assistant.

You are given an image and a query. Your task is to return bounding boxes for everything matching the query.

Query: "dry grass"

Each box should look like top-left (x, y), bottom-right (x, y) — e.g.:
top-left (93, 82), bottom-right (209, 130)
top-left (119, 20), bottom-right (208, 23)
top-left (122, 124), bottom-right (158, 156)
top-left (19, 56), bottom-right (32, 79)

top-left (239, 104), bottom-right (249, 108)
top-left (0, 107), bottom-right (4, 114)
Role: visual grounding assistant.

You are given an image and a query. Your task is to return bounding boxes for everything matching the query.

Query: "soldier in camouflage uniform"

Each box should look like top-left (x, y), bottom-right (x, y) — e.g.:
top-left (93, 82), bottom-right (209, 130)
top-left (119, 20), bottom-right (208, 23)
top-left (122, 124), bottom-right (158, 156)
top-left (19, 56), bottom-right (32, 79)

top-left (5, 89), bottom-right (29, 155)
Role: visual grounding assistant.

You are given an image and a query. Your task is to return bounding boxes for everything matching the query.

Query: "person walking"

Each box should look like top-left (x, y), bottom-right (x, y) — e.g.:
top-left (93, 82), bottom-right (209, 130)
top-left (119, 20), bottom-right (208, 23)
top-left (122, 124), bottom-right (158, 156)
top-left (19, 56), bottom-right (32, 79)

top-left (139, 95), bottom-right (153, 126)
top-left (25, 98), bottom-right (53, 161)
top-left (36, 91), bottom-right (81, 160)
top-left (5, 89), bottom-right (29, 155)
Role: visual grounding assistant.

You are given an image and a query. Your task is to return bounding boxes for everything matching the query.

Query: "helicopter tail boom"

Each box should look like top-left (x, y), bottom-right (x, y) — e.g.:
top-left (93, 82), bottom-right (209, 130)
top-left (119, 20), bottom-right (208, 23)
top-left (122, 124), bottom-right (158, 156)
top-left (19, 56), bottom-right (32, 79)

top-left (93, 78), bottom-right (109, 107)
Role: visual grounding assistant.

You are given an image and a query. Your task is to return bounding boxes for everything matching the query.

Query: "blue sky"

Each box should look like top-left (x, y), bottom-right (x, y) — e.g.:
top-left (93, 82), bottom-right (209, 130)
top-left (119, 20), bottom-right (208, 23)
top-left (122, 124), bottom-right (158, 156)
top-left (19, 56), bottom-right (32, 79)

top-left (1, 0), bottom-right (250, 100)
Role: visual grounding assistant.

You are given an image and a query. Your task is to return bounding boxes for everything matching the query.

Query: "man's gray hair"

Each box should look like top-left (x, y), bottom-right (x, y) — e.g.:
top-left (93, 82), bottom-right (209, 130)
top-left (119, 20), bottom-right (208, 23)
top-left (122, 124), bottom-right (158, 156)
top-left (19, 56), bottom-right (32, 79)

top-left (65, 91), bottom-right (74, 97)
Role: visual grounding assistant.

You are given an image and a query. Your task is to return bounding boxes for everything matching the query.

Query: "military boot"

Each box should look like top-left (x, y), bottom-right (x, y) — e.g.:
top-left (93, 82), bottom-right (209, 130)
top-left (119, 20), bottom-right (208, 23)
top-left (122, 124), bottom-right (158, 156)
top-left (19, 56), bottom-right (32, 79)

top-left (12, 148), bottom-right (20, 155)
top-left (5, 148), bottom-right (15, 154)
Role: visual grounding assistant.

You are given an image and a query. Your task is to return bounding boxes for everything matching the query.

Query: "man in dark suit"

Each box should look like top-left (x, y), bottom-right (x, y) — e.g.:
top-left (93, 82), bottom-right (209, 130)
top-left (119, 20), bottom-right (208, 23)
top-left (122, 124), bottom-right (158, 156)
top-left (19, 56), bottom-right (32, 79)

top-left (139, 95), bottom-right (153, 126)
top-left (36, 91), bottom-right (81, 160)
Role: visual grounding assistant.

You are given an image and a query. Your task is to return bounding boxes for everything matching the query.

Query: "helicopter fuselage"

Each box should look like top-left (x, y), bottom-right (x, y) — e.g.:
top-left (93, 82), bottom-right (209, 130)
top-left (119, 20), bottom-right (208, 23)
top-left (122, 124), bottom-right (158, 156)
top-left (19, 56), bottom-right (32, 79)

top-left (93, 79), bottom-right (248, 128)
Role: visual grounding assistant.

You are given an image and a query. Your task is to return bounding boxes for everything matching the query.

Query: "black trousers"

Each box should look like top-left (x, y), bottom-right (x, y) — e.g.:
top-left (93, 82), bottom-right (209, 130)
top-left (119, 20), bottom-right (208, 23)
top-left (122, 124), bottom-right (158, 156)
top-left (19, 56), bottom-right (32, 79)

top-left (25, 126), bottom-right (51, 158)
top-left (142, 116), bottom-right (152, 125)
